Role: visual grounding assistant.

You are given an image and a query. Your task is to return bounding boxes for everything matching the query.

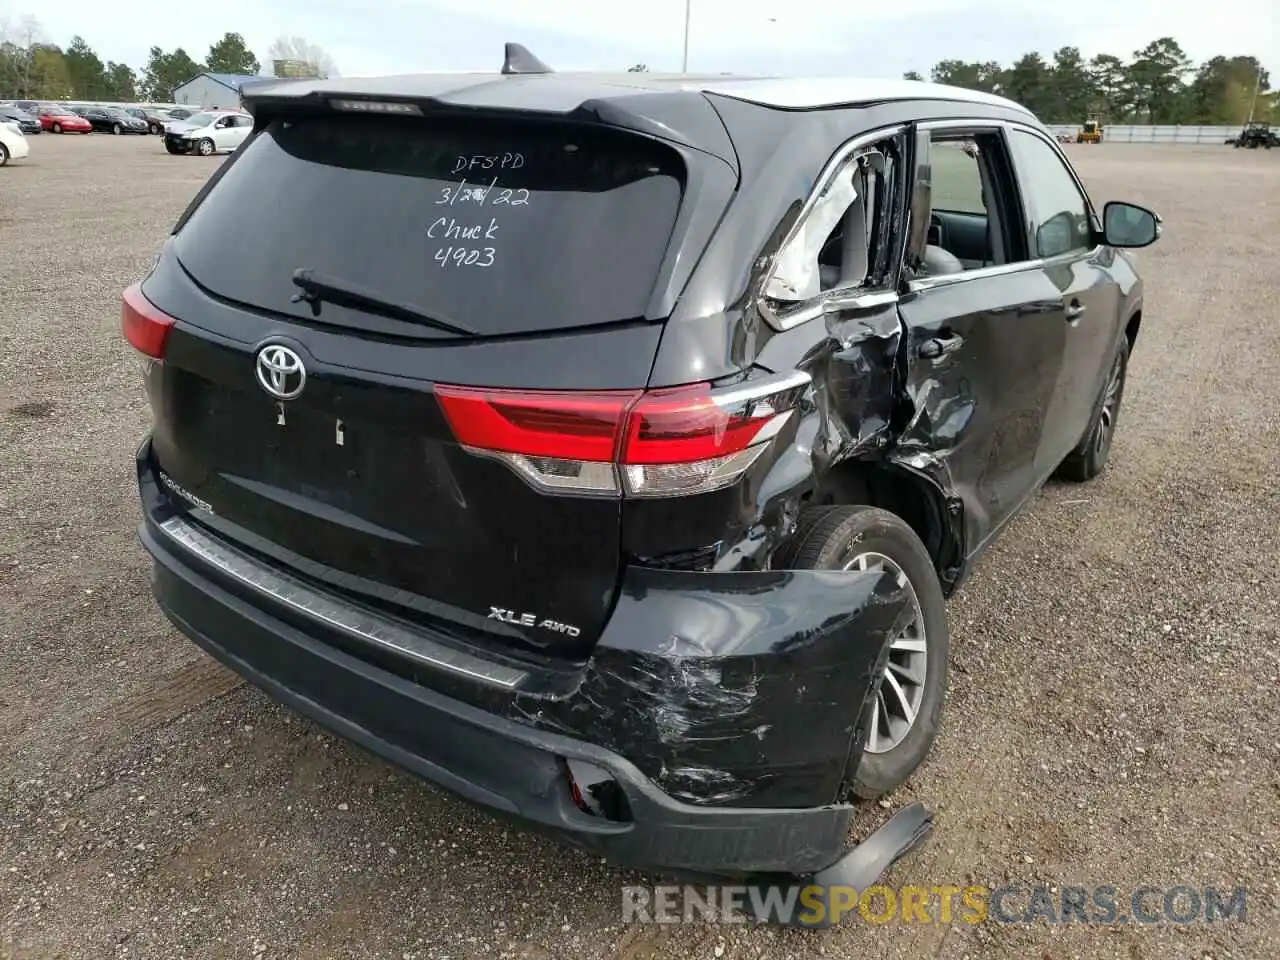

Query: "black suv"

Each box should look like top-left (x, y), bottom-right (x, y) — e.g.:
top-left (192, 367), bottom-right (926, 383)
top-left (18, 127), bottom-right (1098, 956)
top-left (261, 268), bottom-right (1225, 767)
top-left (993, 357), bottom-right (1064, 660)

top-left (123, 48), bottom-right (1160, 891)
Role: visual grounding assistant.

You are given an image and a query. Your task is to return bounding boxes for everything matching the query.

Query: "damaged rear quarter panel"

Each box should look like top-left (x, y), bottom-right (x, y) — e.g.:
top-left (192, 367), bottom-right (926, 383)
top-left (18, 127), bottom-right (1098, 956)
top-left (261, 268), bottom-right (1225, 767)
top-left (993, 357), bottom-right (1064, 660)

top-left (514, 565), bottom-right (909, 807)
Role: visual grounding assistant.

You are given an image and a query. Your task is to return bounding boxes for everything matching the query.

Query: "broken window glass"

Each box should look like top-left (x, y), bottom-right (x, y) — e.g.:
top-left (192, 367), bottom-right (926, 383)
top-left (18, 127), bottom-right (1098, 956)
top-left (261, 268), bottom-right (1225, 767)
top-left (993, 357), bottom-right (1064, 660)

top-left (765, 155), bottom-right (880, 303)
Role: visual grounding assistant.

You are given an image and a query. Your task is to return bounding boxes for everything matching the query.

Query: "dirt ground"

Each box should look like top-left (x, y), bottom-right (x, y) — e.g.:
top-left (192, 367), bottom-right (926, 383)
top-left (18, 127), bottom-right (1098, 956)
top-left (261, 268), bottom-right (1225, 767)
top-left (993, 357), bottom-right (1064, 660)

top-left (1, 135), bottom-right (1277, 960)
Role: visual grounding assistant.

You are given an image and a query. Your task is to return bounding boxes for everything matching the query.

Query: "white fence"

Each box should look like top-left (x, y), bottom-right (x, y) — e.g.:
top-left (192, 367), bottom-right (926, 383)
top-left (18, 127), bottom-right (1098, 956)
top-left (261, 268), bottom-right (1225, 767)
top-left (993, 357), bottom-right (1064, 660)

top-left (1043, 124), bottom-right (1240, 144)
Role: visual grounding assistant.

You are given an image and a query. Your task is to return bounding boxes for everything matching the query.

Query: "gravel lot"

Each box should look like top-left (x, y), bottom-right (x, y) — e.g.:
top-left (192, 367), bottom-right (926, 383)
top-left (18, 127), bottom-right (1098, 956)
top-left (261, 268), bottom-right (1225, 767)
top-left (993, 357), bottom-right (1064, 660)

top-left (1, 134), bottom-right (1277, 960)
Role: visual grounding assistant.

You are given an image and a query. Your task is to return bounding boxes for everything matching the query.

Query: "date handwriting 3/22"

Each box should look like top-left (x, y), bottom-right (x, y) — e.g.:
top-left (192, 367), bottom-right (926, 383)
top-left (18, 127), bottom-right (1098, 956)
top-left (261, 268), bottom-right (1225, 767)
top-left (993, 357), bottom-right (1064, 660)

top-left (435, 179), bottom-right (531, 207)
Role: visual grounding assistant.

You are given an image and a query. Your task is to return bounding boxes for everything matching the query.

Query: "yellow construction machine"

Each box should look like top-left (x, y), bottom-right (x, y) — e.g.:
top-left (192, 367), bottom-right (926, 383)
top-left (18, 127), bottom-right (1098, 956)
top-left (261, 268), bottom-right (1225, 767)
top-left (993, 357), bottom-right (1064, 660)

top-left (1076, 120), bottom-right (1104, 144)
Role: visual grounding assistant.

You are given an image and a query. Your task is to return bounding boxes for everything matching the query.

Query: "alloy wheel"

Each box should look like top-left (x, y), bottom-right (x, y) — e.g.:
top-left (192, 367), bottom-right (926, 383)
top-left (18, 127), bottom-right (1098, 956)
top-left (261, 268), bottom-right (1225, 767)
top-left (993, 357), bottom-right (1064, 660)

top-left (1094, 352), bottom-right (1124, 458)
top-left (843, 551), bottom-right (928, 754)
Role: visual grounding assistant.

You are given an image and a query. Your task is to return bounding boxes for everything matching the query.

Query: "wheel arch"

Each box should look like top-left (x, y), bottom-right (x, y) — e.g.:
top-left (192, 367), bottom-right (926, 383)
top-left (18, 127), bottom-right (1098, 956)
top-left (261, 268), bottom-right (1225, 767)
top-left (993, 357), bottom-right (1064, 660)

top-left (1125, 308), bottom-right (1142, 351)
top-left (800, 456), bottom-right (964, 596)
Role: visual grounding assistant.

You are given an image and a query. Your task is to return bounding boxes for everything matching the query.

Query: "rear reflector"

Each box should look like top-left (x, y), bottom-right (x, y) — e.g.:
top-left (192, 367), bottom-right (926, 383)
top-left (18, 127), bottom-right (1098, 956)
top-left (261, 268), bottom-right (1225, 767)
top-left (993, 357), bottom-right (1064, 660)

top-left (121, 284), bottom-right (175, 359)
top-left (436, 371), bottom-right (810, 498)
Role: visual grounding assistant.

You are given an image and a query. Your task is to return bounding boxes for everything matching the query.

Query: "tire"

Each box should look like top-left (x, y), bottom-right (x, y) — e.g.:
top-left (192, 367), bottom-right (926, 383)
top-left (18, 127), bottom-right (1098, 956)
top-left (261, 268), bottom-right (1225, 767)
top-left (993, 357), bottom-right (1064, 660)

top-left (1057, 337), bottom-right (1130, 482)
top-left (112, 123), bottom-right (122, 135)
top-left (780, 504), bottom-right (949, 800)
top-left (150, 123), bottom-right (161, 135)
top-left (52, 123), bottom-right (62, 134)
top-left (197, 137), bottom-right (215, 157)
top-left (0, 143), bottom-right (8, 167)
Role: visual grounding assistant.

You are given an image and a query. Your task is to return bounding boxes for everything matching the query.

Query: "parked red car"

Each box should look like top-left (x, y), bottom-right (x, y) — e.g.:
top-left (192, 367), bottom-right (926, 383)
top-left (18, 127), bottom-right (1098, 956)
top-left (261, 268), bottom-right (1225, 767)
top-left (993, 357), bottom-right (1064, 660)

top-left (38, 107), bottom-right (92, 134)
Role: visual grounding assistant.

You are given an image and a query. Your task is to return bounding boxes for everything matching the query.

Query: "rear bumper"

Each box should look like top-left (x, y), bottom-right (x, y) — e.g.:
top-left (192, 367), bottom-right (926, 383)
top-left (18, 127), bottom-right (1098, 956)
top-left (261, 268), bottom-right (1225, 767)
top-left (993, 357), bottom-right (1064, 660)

top-left (136, 438), bottom-right (919, 879)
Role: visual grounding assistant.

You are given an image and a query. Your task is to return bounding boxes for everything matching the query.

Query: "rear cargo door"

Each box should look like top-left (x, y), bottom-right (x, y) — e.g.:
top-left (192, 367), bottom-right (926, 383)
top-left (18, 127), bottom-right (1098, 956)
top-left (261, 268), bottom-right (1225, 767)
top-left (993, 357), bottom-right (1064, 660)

top-left (145, 110), bottom-right (693, 659)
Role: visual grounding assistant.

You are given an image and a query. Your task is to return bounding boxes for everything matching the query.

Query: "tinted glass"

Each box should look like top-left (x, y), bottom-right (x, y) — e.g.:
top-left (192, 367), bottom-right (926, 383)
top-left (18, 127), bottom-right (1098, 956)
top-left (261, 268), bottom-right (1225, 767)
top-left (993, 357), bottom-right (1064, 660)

top-left (1009, 130), bottom-right (1093, 259)
top-left (173, 113), bottom-right (685, 337)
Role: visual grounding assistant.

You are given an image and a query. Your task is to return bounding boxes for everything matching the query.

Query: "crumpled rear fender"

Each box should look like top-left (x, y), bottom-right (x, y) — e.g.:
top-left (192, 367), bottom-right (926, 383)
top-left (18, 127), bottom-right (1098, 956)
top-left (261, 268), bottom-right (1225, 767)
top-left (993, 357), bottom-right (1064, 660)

top-left (517, 564), bottom-right (911, 808)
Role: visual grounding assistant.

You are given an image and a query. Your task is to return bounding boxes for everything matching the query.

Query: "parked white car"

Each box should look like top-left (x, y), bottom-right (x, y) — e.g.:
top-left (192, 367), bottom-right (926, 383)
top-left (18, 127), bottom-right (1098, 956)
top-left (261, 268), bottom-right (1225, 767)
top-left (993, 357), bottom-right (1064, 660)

top-left (0, 118), bottom-right (30, 166)
top-left (162, 110), bottom-right (254, 156)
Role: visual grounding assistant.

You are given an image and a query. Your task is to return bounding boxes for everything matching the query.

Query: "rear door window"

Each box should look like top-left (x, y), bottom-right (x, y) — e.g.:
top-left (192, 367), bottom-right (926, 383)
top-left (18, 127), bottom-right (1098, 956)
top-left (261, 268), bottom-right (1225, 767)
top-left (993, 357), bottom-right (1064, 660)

top-left (172, 113), bottom-right (686, 337)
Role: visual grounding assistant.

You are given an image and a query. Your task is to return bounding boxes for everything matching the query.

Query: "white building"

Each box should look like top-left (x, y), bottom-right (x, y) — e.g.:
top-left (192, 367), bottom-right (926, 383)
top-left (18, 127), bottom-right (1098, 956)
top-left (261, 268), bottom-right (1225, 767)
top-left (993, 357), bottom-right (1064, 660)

top-left (171, 73), bottom-right (266, 110)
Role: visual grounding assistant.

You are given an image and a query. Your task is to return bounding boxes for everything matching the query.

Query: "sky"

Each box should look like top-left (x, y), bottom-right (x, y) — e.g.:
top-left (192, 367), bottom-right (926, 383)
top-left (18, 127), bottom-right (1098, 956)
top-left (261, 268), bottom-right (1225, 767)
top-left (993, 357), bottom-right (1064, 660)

top-left (3, 0), bottom-right (1277, 83)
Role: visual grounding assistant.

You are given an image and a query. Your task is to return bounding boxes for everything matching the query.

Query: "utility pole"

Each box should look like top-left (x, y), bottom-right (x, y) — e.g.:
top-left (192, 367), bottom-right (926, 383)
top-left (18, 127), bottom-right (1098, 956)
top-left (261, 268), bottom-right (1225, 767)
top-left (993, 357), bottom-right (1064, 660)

top-left (682, 0), bottom-right (691, 73)
top-left (1245, 62), bottom-right (1262, 122)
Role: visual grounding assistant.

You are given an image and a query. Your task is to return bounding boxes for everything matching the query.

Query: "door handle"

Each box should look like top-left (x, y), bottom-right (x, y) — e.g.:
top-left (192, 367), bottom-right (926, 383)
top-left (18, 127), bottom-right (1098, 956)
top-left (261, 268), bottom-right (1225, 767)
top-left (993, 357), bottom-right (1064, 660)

top-left (1064, 300), bottom-right (1087, 322)
top-left (917, 332), bottom-right (965, 360)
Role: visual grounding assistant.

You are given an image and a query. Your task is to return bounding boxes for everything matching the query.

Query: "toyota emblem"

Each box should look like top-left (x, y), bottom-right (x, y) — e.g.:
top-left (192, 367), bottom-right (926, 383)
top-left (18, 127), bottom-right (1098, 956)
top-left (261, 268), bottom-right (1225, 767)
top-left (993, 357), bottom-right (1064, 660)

top-left (255, 344), bottom-right (306, 400)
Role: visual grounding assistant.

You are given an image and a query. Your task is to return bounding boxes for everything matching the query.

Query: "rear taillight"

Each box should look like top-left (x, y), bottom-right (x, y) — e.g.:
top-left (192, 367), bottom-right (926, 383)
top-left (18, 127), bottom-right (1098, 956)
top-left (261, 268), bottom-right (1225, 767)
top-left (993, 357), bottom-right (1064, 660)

top-left (121, 284), bottom-right (175, 359)
top-left (436, 370), bottom-right (809, 498)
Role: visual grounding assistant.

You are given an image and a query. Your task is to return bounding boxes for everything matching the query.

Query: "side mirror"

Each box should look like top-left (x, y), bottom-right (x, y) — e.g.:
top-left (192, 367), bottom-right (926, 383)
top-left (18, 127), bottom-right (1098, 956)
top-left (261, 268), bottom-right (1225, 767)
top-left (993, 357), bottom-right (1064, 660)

top-left (1102, 201), bottom-right (1161, 249)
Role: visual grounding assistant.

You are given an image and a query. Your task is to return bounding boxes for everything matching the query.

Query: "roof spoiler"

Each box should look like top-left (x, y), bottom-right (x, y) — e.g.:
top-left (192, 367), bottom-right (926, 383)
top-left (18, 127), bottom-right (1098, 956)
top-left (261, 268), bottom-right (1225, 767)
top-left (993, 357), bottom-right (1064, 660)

top-left (502, 42), bottom-right (553, 75)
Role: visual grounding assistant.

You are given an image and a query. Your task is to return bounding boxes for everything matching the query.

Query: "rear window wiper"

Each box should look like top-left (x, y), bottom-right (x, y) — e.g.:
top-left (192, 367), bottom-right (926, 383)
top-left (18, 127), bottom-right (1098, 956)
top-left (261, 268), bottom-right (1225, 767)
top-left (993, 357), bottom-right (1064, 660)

top-left (290, 268), bottom-right (477, 337)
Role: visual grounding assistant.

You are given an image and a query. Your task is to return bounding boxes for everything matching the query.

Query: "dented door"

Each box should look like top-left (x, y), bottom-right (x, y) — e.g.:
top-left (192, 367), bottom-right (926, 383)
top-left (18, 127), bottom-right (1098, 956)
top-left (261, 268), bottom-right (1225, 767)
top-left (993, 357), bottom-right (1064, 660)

top-left (896, 269), bottom-right (1068, 555)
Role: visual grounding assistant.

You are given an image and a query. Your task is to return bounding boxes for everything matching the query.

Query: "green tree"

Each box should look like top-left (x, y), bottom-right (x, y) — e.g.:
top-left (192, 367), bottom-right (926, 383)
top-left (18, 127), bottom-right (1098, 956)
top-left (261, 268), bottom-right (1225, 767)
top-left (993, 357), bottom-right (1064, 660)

top-left (102, 61), bottom-right (137, 101)
top-left (0, 41), bottom-right (24, 97)
top-left (0, 15), bottom-right (46, 98)
top-left (1187, 56), bottom-right (1268, 123)
top-left (903, 70), bottom-right (924, 81)
top-left (1003, 52), bottom-right (1052, 115)
top-left (930, 59), bottom-right (1006, 94)
top-left (30, 43), bottom-right (72, 99)
top-left (627, 63), bottom-right (648, 72)
top-left (140, 45), bottom-right (203, 101)
top-left (63, 35), bottom-right (106, 98)
top-left (206, 32), bottom-right (260, 75)
top-left (1088, 54), bottom-right (1130, 120)
top-left (1126, 37), bottom-right (1193, 122)
top-left (1047, 47), bottom-right (1095, 122)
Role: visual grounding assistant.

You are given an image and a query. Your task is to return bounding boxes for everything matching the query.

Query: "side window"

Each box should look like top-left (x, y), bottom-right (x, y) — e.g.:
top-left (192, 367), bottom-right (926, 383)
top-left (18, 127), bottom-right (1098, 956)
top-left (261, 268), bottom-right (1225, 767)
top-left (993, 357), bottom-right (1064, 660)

top-left (765, 143), bottom-right (896, 303)
top-left (1008, 130), bottom-right (1093, 259)
top-left (917, 131), bottom-right (1015, 277)
top-left (930, 140), bottom-right (986, 215)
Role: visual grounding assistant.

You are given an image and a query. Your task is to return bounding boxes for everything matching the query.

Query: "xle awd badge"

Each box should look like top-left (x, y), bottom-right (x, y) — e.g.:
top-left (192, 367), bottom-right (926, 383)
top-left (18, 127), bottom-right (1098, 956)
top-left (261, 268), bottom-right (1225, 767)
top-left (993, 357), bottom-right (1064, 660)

top-left (488, 607), bottom-right (582, 638)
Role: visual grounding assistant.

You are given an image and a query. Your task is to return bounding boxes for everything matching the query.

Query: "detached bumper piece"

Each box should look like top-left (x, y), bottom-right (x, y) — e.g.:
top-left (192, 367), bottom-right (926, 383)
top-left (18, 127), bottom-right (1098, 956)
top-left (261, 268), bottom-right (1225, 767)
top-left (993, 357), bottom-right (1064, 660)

top-left (746, 803), bottom-right (934, 927)
top-left (136, 440), bottom-right (932, 885)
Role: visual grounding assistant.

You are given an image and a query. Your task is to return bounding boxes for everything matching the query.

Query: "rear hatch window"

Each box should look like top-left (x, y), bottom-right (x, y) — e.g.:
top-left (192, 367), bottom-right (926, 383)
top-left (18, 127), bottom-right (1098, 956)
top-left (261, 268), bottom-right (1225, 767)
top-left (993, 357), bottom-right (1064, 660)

top-left (171, 112), bottom-right (686, 337)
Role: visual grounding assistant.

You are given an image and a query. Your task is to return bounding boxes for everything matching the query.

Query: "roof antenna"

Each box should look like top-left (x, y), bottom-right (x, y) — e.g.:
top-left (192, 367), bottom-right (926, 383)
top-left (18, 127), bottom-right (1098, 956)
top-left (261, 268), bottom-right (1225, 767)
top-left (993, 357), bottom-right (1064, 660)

top-left (502, 42), bottom-right (553, 75)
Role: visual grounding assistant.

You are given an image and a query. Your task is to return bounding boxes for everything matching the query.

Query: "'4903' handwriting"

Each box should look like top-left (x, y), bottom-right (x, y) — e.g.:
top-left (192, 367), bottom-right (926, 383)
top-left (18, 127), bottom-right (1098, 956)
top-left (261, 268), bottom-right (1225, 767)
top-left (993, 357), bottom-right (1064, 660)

top-left (433, 246), bottom-right (495, 268)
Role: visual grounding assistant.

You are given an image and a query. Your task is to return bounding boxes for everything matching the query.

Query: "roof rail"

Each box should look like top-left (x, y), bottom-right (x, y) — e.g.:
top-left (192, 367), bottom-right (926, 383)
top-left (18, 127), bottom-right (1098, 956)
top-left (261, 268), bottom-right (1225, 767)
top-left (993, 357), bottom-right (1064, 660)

top-left (501, 43), bottom-right (553, 76)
